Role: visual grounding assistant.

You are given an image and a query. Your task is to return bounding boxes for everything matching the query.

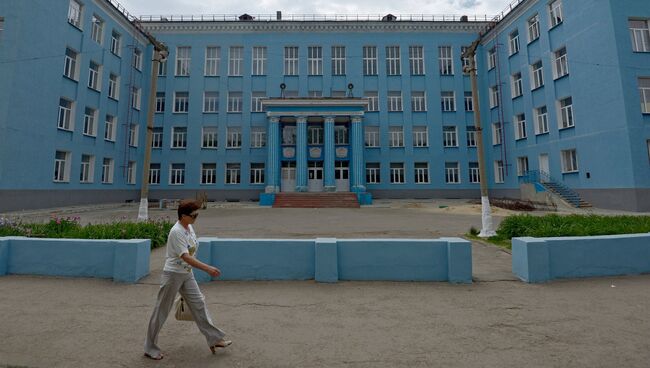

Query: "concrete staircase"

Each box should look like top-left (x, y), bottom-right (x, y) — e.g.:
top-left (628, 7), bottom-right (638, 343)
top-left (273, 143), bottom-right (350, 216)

top-left (542, 182), bottom-right (592, 208)
top-left (272, 192), bottom-right (360, 208)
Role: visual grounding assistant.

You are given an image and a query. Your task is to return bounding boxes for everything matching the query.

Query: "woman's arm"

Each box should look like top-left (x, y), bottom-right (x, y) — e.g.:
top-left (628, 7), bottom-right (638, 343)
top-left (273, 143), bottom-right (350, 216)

top-left (180, 253), bottom-right (221, 277)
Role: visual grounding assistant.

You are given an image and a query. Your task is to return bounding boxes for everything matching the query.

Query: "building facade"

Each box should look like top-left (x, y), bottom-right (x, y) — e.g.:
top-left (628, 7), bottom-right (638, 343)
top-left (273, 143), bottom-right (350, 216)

top-left (0, 0), bottom-right (649, 211)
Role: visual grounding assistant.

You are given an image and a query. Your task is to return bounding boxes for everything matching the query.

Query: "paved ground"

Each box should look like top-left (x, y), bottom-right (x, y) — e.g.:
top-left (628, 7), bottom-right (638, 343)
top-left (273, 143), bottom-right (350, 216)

top-left (1, 200), bottom-right (649, 367)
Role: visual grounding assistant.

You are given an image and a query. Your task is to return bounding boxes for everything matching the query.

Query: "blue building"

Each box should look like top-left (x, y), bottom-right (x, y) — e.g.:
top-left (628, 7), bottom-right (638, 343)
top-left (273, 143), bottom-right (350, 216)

top-left (0, 0), bottom-right (649, 211)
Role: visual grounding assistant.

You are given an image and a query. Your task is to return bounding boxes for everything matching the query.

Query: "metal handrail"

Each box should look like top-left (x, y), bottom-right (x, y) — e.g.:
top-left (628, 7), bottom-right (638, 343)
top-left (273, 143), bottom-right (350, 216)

top-left (523, 170), bottom-right (582, 204)
top-left (137, 14), bottom-right (496, 22)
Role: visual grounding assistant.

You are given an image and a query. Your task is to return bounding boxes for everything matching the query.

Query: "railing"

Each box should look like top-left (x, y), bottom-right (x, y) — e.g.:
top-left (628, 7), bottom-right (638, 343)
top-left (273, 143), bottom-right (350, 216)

top-left (137, 14), bottom-right (496, 22)
top-left (522, 170), bottom-right (583, 206)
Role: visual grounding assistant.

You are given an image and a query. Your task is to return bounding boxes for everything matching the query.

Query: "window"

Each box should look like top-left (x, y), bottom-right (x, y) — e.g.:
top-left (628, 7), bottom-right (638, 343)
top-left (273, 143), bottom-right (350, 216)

top-left (174, 92), bottom-right (189, 113)
top-left (386, 46), bottom-right (401, 75)
top-left (108, 74), bottom-right (119, 100)
top-left (250, 163), bottom-right (265, 184)
top-left (63, 48), bottom-right (78, 80)
top-left (83, 107), bottom-right (97, 136)
top-left (517, 156), bottom-right (529, 177)
top-left (410, 45), bottom-right (425, 75)
top-left (175, 46), bottom-right (191, 76)
top-left (561, 149), bottom-right (578, 173)
top-left (549, 0), bottom-right (563, 28)
top-left (170, 163), bottom-right (185, 185)
top-left (640, 77), bottom-right (650, 113)
top-left (152, 128), bottom-right (163, 148)
top-left (365, 91), bottom-right (378, 112)
top-left (202, 126), bottom-right (218, 148)
top-left (203, 91), bottom-right (219, 113)
top-left (365, 126), bottom-right (379, 147)
top-left (251, 92), bottom-right (265, 112)
top-left (91, 15), bottom-right (103, 44)
top-left (155, 92), bottom-right (165, 113)
top-left (469, 162), bottom-right (480, 183)
top-left (441, 91), bottom-right (455, 112)
top-left (514, 113), bottom-right (527, 140)
top-left (127, 161), bottom-right (136, 184)
top-left (282, 125), bottom-right (296, 145)
top-left (227, 92), bottom-right (242, 112)
top-left (461, 46), bottom-right (476, 75)
top-left (227, 127), bottom-right (242, 148)
top-left (438, 46), bottom-right (452, 75)
top-left (494, 161), bottom-right (505, 183)
top-left (467, 126), bottom-right (477, 147)
top-left (104, 115), bottom-right (116, 141)
top-left (88, 62), bottom-right (101, 90)
top-left (251, 127), bottom-right (267, 148)
top-left (132, 48), bottom-right (142, 70)
top-left (511, 72), bottom-right (523, 98)
top-left (487, 47), bottom-right (496, 70)
top-left (110, 31), bottom-right (121, 56)
top-left (205, 46), bottom-right (220, 76)
top-left (464, 91), bottom-right (474, 111)
top-left (528, 14), bottom-right (540, 42)
top-left (553, 47), bottom-right (569, 79)
top-left (413, 126), bottom-right (428, 147)
top-left (489, 86), bottom-right (499, 108)
top-left (389, 126), bottom-right (404, 147)
top-left (308, 46), bottom-right (322, 75)
top-left (58, 98), bottom-right (74, 130)
top-left (149, 163), bottom-right (161, 185)
top-left (534, 106), bottom-right (549, 135)
top-left (54, 151), bottom-right (70, 182)
top-left (80, 154), bottom-right (94, 183)
top-left (128, 124), bottom-right (138, 147)
top-left (131, 87), bottom-right (141, 110)
top-left (492, 122), bottom-right (503, 145)
top-left (388, 91), bottom-right (403, 112)
top-left (307, 126), bottom-right (323, 145)
top-left (366, 163), bottom-right (381, 184)
top-left (229, 46), bottom-right (243, 76)
top-left (225, 163), bottom-right (241, 184)
top-left (414, 163), bottom-right (429, 184)
top-left (509, 30), bottom-right (520, 55)
top-left (558, 97), bottom-right (574, 129)
top-left (363, 46), bottom-right (378, 75)
top-left (445, 162), bottom-right (460, 184)
top-left (630, 20), bottom-right (650, 52)
top-left (334, 125), bottom-right (349, 144)
top-left (530, 61), bottom-right (544, 90)
top-left (101, 158), bottom-right (114, 184)
top-left (411, 91), bottom-right (426, 112)
top-left (332, 46), bottom-right (346, 75)
top-left (284, 46), bottom-right (299, 75)
top-left (251, 46), bottom-right (266, 75)
top-left (158, 60), bottom-right (167, 76)
top-left (390, 163), bottom-right (405, 184)
top-left (201, 163), bottom-right (217, 184)
top-left (171, 127), bottom-right (187, 148)
top-left (443, 126), bottom-right (458, 147)
top-left (67, 0), bottom-right (82, 28)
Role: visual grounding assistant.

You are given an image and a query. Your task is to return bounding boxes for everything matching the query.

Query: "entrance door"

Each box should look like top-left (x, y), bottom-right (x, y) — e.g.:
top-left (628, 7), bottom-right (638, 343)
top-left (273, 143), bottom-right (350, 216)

top-left (335, 161), bottom-right (350, 192)
top-left (308, 161), bottom-right (324, 192)
top-left (281, 162), bottom-right (296, 192)
top-left (538, 154), bottom-right (549, 182)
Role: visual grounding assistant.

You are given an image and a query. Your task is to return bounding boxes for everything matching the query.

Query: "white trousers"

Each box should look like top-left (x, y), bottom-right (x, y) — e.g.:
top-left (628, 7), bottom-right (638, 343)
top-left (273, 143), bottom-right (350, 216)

top-left (144, 271), bottom-right (226, 357)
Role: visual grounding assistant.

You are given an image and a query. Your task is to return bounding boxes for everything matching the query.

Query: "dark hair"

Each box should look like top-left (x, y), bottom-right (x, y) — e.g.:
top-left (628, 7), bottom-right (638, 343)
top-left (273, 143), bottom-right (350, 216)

top-left (177, 199), bottom-right (201, 220)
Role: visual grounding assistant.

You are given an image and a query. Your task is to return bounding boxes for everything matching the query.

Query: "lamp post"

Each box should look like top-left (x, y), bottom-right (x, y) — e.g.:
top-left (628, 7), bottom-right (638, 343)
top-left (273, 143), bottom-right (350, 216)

top-left (138, 45), bottom-right (168, 221)
top-left (462, 40), bottom-right (496, 237)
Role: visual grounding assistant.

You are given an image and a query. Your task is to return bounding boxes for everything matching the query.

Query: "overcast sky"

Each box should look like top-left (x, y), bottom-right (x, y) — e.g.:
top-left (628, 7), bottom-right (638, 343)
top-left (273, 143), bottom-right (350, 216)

top-left (118, 0), bottom-right (509, 18)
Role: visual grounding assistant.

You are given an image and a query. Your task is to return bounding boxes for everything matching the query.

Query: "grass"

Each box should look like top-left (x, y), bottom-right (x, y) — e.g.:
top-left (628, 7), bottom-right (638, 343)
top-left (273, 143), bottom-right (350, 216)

top-left (0, 217), bottom-right (173, 249)
top-left (467, 214), bottom-right (650, 249)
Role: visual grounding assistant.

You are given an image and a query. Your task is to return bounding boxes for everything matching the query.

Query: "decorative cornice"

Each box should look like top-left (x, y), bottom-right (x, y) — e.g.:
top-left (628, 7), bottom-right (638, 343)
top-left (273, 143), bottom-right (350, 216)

top-left (266, 111), bottom-right (365, 118)
top-left (140, 21), bottom-right (490, 34)
top-left (482, 0), bottom-right (537, 43)
top-left (262, 98), bottom-right (368, 108)
top-left (94, 0), bottom-right (149, 45)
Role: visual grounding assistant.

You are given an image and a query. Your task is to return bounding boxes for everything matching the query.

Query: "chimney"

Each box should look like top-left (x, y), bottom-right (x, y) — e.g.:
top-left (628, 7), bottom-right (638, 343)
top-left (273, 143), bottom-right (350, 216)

top-left (460, 15), bottom-right (468, 22)
top-left (276, 11), bottom-right (282, 20)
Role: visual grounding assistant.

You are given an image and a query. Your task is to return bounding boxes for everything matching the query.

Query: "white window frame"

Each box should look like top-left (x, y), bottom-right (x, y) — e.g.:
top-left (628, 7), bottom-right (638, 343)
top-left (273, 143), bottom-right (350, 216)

top-left (389, 127), bottom-right (404, 147)
top-left (174, 92), bottom-right (189, 113)
top-left (132, 48), bottom-right (142, 71)
top-left (110, 31), bottom-right (121, 56)
top-left (149, 163), bottom-right (161, 185)
top-left (414, 162), bottom-right (429, 184)
top-left (171, 127), bottom-right (187, 149)
top-left (489, 86), bottom-right (499, 109)
top-left (108, 74), bottom-right (119, 100)
top-left (438, 46), bottom-right (452, 75)
top-left (251, 92), bottom-right (265, 112)
top-left (54, 151), bottom-right (71, 183)
top-left (390, 162), bottom-right (405, 184)
top-left (308, 46), bottom-right (323, 75)
top-left (63, 48), bottom-right (79, 80)
top-left (67, 0), bottom-right (82, 28)
top-left (250, 163), bottom-right (265, 184)
top-left (561, 149), bottom-right (579, 173)
top-left (413, 126), bottom-right (428, 147)
top-left (131, 87), bottom-right (141, 110)
top-left (88, 61), bottom-right (101, 91)
top-left (201, 163), bottom-right (217, 185)
top-left (514, 113), bottom-right (527, 140)
top-left (91, 15), bottom-right (103, 44)
top-left (469, 162), bottom-right (480, 183)
top-left (101, 158), bottom-right (114, 184)
top-left (127, 161), bottom-right (136, 184)
top-left (58, 98), bottom-right (74, 131)
top-left (517, 156), bottom-right (529, 177)
top-left (229, 46), bottom-right (243, 76)
top-left (80, 154), bottom-right (94, 183)
top-left (365, 126), bottom-right (380, 147)
top-left (308, 126), bottom-right (323, 145)
top-left (410, 45), bottom-right (425, 75)
top-left (251, 127), bottom-right (267, 148)
top-left (443, 126), bottom-right (458, 148)
top-left (225, 163), bottom-right (241, 184)
top-left (629, 20), bottom-right (650, 52)
top-left (530, 61), bottom-right (544, 90)
top-left (411, 91), bottom-right (426, 112)
top-left (388, 91), bottom-right (403, 112)
top-left (175, 46), bottom-right (191, 76)
top-left (492, 122), bottom-right (503, 145)
top-left (169, 163), bottom-right (185, 185)
top-left (464, 92), bottom-right (474, 111)
top-left (386, 46), bottom-right (401, 75)
top-left (511, 72), bottom-right (523, 98)
top-left (487, 47), bottom-right (496, 70)
top-left (363, 46), bottom-right (378, 76)
top-left (553, 47), bottom-right (569, 79)
top-left (640, 77), bottom-right (650, 113)
top-left (366, 163), bottom-right (381, 184)
top-left (509, 30), bottom-right (520, 55)
top-left (203, 91), bottom-right (219, 113)
top-left (331, 46), bottom-right (346, 75)
top-left (334, 125), bottom-right (349, 145)
top-left (441, 91), bottom-right (455, 112)
top-left (155, 92), bottom-right (165, 113)
top-left (104, 114), bottom-right (116, 141)
top-left (152, 128), bottom-right (163, 149)
top-left (534, 106), bottom-right (549, 135)
top-left (128, 124), bottom-right (139, 147)
top-left (467, 127), bottom-right (477, 147)
top-left (549, 0), bottom-right (563, 28)
top-left (201, 126), bottom-right (218, 149)
top-left (365, 91), bottom-right (379, 112)
top-left (205, 46), bottom-right (220, 76)
top-left (227, 127), bottom-right (242, 148)
top-left (558, 97), bottom-right (574, 129)
top-left (445, 162), bottom-right (460, 184)
top-left (251, 46), bottom-right (266, 75)
top-left (227, 92), bottom-right (242, 113)
top-left (494, 161), bottom-right (505, 183)
top-left (284, 46), bottom-right (299, 76)
top-left (83, 107), bottom-right (97, 136)
top-left (528, 14), bottom-right (540, 43)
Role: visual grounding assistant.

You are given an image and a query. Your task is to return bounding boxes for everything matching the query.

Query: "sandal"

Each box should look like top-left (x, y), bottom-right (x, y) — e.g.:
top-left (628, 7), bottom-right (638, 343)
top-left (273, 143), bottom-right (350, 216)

top-left (144, 352), bottom-right (164, 360)
top-left (210, 339), bottom-right (232, 353)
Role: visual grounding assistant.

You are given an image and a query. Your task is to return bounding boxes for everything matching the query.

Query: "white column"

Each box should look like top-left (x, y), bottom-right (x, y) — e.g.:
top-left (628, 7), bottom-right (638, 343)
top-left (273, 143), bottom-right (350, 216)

top-left (350, 116), bottom-right (365, 192)
top-left (265, 117), bottom-right (280, 193)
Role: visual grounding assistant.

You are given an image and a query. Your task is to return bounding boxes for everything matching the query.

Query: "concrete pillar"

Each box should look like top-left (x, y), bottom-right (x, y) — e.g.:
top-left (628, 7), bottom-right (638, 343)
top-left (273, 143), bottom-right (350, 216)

top-left (350, 116), bottom-right (365, 193)
top-left (295, 116), bottom-right (308, 192)
top-left (265, 117), bottom-right (280, 193)
top-left (323, 116), bottom-right (336, 192)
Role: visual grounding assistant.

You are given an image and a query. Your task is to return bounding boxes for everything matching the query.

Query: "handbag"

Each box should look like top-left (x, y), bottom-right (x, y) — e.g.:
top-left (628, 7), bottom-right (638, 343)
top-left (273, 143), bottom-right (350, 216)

top-left (174, 296), bottom-right (194, 321)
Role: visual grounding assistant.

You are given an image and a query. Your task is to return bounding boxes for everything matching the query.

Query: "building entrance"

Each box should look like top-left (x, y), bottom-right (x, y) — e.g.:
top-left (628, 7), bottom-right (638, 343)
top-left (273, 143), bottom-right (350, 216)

top-left (335, 161), bottom-right (350, 192)
top-left (308, 161), bottom-right (324, 192)
top-left (281, 162), bottom-right (296, 192)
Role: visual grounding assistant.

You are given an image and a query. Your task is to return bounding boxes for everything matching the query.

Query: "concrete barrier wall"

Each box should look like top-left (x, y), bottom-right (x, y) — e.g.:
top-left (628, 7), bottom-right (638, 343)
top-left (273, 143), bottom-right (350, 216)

top-left (0, 237), bottom-right (150, 283)
top-left (512, 234), bottom-right (650, 283)
top-left (195, 237), bottom-right (472, 284)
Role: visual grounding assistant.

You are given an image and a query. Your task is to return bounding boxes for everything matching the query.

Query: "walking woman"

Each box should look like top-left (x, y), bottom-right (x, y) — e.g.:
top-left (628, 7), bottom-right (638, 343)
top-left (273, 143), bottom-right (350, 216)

top-left (144, 199), bottom-right (231, 360)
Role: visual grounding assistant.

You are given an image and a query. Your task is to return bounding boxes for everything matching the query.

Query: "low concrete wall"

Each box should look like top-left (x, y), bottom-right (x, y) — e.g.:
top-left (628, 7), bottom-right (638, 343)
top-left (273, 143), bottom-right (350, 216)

top-left (195, 237), bottom-right (472, 283)
top-left (0, 237), bottom-right (150, 283)
top-left (512, 234), bottom-right (650, 283)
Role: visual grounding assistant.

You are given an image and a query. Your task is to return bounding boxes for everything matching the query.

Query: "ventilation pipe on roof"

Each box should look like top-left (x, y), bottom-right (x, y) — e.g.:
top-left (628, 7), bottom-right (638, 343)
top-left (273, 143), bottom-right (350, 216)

top-left (460, 15), bottom-right (469, 22)
top-left (276, 11), bottom-right (282, 20)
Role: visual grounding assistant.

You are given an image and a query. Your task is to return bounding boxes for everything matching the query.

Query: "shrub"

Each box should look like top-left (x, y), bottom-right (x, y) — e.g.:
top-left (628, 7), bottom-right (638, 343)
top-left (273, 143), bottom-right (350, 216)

top-left (496, 214), bottom-right (650, 239)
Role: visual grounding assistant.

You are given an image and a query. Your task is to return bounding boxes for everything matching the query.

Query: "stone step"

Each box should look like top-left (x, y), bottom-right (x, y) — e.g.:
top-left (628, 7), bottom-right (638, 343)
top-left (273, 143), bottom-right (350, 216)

top-left (273, 192), bottom-right (360, 208)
